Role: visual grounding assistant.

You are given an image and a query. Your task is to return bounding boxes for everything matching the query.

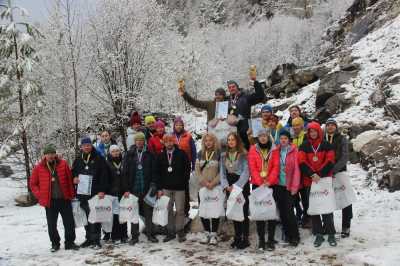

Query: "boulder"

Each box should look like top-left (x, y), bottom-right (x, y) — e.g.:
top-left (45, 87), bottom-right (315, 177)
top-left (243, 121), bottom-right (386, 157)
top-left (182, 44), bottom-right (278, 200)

top-left (0, 164), bottom-right (13, 178)
top-left (384, 103), bottom-right (400, 120)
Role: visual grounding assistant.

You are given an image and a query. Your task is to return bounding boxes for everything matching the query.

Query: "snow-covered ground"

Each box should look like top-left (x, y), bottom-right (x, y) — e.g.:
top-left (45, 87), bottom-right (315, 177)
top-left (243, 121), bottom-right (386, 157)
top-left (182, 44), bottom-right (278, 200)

top-left (1, 161), bottom-right (399, 266)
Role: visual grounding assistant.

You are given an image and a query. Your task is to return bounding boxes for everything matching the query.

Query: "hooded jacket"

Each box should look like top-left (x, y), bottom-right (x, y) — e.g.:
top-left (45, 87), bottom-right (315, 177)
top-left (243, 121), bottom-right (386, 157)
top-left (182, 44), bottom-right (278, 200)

top-left (298, 122), bottom-right (335, 187)
top-left (324, 129), bottom-right (349, 174)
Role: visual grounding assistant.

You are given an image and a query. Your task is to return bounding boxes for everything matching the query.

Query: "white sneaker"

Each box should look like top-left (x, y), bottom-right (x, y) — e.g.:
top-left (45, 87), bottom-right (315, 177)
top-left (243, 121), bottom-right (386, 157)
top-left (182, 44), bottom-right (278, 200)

top-left (209, 233), bottom-right (218, 246)
top-left (200, 232), bottom-right (210, 244)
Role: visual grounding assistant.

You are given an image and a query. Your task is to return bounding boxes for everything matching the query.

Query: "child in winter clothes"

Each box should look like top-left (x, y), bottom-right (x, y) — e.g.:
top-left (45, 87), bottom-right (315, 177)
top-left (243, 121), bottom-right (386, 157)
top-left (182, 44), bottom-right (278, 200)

top-left (148, 120), bottom-right (165, 155)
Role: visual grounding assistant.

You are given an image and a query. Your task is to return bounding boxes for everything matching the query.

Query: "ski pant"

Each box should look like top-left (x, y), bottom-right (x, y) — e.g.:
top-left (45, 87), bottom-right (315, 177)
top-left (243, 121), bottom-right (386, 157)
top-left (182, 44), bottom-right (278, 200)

top-left (274, 186), bottom-right (300, 241)
top-left (80, 200), bottom-right (101, 243)
top-left (45, 199), bottom-right (76, 246)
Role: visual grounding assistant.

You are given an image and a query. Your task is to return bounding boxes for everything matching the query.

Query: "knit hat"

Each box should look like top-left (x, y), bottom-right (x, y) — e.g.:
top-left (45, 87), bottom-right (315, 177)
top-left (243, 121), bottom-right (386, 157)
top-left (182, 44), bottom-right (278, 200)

top-left (292, 117), bottom-right (304, 127)
top-left (326, 118), bottom-right (338, 127)
top-left (261, 104), bottom-right (273, 113)
top-left (130, 111), bottom-right (141, 126)
top-left (144, 115), bottom-right (156, 125)
top-left (214, 88), bottom-right (226, 97)
top-left (227, 80), bottom-right (239, 88)
top-left (134, 132), bottom-right (145, 142)
top-left (174, 116), bottom-right (184, 126)
top-left (80, 136), bottom-right (92, 145)
top-left (154, 120), bottom-right (165, 129)
top-left (279, 129), bottom-right (291, 139)
top-left (257, 128), bottom-right (271, 137)
top-left (43, 144), bottom-right (56, 155)
top-left (109, 145), bottom-right (120, 153)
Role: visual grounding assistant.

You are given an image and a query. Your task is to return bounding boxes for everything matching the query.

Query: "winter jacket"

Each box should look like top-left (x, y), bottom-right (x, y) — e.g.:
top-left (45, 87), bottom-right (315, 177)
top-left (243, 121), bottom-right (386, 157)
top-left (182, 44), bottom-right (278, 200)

top-left (148, 134), bottom-right (164, 155)
top-left (228, 80), bottom-right (265, 119)
top-left (106, 155), bottom-right (124, 197)
top-left (121, 145), bottom-right (156, 194)
top-left (195, 150), bottom-right (221, 188)
top-left (220, 152), bottom-right (249, 189)
top-left (248, 144), bottom-right (273, 186)
top-left (72, 148), bottom-right (109, 200)
top-left (268, 144), bottom-right (301, 193)
top-left (248, 121), bottom-right (283, 145)
top-left (30, 158), bottom-right (75, 207)
top-left (324, 130), bottom-right (349, 174)
top-left (298, 122), bottom-right (335, 187)
top-left (182, 91), bottom-right (216, 122)
top-left (292, 130), bottom-right (306, 148)
top-left (174, 131), bottom-right (196, 170)
top-left (155, 146), bottom-right (191, 191)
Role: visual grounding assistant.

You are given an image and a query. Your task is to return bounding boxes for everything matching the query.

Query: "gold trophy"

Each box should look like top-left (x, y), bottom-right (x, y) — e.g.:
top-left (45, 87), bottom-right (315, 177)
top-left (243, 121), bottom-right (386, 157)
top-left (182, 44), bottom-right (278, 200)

top-left (178, 79), bottom-right (185, 95)
top-left (249, 65), bottom-right (257, 81)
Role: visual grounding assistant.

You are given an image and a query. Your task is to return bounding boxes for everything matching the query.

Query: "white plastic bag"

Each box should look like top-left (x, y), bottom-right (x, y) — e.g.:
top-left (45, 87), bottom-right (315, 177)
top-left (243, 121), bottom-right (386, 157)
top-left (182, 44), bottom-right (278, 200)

top-left (333, 172), bottom-right (357, 210)
top-left (308, 177), bottom-right (336, 215)
top-left (72, 199), bottom-right (87, 228)
top-left (152, 195), bottom-right (170, 227)
top-left (226, 186), bottom-right (245, 222)
top-left (88, 195), bottom-right (113, 224)
top-left (249, 186), bottom-right (278, 221)
top-left (119, 194), bottom-right (139, 224)
top-left (199, 186), bottom-right (225, 219)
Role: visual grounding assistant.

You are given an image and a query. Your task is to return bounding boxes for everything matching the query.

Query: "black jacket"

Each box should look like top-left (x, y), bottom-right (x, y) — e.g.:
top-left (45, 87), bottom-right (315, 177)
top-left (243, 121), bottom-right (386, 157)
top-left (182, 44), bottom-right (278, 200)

top-left (121, 145), bottom-right (156, 194)
top-left (325, 131), bottom-right (349, 174)
top-left (228, 80), bottom-right (265, 119)
top-left (106, 155), bottom-right (124, 197)
top-left (155, 145), bottom-right (191, 191)
top-left (72, 148), bottom-right (109, 200)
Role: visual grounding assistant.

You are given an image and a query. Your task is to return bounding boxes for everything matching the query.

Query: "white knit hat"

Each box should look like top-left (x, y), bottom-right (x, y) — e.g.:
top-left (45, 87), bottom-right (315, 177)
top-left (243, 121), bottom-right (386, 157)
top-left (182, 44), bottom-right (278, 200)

top-left (109, 145), bottom-right (121, 153)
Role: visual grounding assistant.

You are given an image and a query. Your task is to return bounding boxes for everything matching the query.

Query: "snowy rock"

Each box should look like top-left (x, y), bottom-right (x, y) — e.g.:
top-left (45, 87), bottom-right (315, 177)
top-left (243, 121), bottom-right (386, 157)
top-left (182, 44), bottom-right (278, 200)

top-left (351, 130), bottom-right (382, 152)
top-left (0, 165), bottom-right (13, 178)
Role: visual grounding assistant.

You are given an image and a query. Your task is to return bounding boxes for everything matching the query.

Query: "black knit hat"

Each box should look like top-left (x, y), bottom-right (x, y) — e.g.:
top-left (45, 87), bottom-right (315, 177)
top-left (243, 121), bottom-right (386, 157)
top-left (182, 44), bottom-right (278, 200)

top-left (279, 129), bottom-right (291, 139)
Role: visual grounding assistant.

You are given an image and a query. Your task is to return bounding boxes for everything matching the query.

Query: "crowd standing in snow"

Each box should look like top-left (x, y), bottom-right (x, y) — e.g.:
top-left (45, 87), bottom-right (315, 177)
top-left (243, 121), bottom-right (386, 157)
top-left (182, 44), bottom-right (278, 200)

top-left (29, 71), bottom-right (356, 254)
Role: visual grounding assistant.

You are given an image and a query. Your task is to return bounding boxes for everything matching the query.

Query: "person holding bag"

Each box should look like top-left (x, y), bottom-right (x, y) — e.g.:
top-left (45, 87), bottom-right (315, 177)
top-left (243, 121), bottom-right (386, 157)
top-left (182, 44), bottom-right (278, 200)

top-left (267, 130), bottom-right (301, 247)
top-left (220, 132), bottom-right (250, 249)
top-left (298, 122), bottom-right (336, 247)
top-left (104, 145), bottom-right (128, 244)
top-left (248, 128), bottom-right (277, 251)
top-left (122, 132), bottom-right (159, 245)
top-left (196, 133), bottom-right (221, 245)
top-left (325, 118), bottom-right (353, 238)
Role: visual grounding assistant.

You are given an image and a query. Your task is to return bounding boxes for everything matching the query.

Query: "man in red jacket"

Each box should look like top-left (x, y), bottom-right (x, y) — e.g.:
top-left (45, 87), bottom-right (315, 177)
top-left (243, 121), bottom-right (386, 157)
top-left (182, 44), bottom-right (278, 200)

top-left (30, 144), bottom-right (79, 252)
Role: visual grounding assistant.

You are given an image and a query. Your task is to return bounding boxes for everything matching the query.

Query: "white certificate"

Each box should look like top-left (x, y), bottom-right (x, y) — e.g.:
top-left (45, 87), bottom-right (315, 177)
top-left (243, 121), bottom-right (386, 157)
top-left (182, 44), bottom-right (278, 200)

top-left (77, 174), bottom-right (93, 195)
top-left (215, 101), bottom-right (229, 119)
top-left (250, 118), bottom-right (263, 137)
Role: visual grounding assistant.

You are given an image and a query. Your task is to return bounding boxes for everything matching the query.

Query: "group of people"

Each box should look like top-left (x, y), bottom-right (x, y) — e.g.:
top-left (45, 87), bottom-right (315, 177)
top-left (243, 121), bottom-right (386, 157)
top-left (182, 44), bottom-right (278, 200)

top-left (29, 77), bottom-right (353, 254)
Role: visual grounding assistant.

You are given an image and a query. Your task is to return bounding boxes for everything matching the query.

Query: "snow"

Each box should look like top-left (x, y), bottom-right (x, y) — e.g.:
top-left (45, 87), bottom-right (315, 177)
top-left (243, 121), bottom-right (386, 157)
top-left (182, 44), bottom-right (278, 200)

top-left (1, 159), bottom-right (400, 266)
top-left (351, 130), bottom-right (384, 152)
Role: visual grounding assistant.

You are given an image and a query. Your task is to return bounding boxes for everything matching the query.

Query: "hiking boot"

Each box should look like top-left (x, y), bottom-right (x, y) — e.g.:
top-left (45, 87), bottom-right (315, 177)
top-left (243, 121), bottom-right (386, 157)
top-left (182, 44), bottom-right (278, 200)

top-left (129, 237), bottom-right (139, 246)
top-left (80, 240), bottom-right (92, 248)
top-left (200, 232), bottom-right (210, 244)
top-left (266, 241), bottom-right (275, 251)
top-left (328, 234), bottom-right (337, 247)
top-left (147, 234), bottom-right (159, 243)
top-left (237, 237), bottom-right (250, 249)
top-left (230, 237), bottom-right (241, 249)
top-left (258, 238), bottom-right (266, 251)
top-left (313, 234), bottom-right (324, 248)
top-left (163, 234), bottom-right (176, 243)
top-left (65, 243), bottom-right (79, 250)
top-left (341, 228), bottom-right (350, 238)
top-left (209, 233), bottom-right (218, 246)
top-left (50, 243), bottom-right (60, 253)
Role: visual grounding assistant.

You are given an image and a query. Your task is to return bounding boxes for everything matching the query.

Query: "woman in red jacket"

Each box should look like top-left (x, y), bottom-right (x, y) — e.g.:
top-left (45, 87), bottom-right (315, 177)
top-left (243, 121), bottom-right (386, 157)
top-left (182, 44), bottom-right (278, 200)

top-left (247, 128), bottom-right (277, 251)
top-left (147, 120), bottom-right (165, 155)
top-left (267, 130), bottom-right (301, 247)
top-left (298, 122), bottom-right (336, 247)
top-left (29, 144), bottom-right (79, 252)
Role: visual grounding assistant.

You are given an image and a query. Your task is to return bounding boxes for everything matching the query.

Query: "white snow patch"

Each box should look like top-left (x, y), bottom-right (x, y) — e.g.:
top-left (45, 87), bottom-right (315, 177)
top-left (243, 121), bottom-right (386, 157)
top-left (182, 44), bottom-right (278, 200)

top-left (351, 130), bottom-right (384, 152)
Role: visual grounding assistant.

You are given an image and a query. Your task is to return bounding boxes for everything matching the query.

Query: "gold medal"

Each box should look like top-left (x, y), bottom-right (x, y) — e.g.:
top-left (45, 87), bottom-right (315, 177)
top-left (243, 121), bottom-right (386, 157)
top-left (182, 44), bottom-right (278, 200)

top-left (260, 171), bottom-right (267, 178)
top-left (51, 177), bottom-right (55, 182)
top-left (313, 156), bottom-right (318, 162)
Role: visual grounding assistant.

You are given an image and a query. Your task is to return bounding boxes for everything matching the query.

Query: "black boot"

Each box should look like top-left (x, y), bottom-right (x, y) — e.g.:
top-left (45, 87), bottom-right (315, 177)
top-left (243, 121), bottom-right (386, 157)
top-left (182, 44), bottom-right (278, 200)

top-left (50, 243), bottom-right (60, 253)
top-left (341, 228), bottom-right (350, 238)
top-left (237, 236), bottom-right (250, 249)
top-left (230, 237), bottom-right (241, 249)
top-left (258, 238), bottom-right (266, 251)
top-left (147, 234), bottom-right (159, 243)
top-left (163, 234), bottom-right (176, 243)
top-left (80, 239), bottom-right (92, 248)
top-left (129, 237), bottom-right (139, 246)
top-left (266, 240), bottom-right (275, 251)
top-left (65, 242), bottom-right (79, 250)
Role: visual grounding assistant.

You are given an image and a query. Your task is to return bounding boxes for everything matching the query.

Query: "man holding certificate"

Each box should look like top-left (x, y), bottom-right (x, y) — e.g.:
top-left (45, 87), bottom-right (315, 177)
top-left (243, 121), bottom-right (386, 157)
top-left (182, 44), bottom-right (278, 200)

top-left (72, 136), bottom-right (109, 249)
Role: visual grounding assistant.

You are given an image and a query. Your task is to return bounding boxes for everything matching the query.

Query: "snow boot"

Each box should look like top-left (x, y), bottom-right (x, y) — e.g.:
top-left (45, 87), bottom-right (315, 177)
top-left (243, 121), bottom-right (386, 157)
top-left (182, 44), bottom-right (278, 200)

top-left (237, 236), bottom-right (250, 249)
top-left (341, 228), bottom-right (350, 238)
top-left (50, 243), bottom-right (60, 253)
top-left (258, 238), bottom-right (266, 251)
top-left (266, 240), bottom-right (275, 251)
top-left (328, 234), bottom-right (337, 247)
top-left (65, 242), bottom-right (79, 250)
top-left (313, 234), bottom-right (324, 248)
top-left (80, 239), bottom-right (92, 248)
top-left (230, 237), bottom-right (241, 249)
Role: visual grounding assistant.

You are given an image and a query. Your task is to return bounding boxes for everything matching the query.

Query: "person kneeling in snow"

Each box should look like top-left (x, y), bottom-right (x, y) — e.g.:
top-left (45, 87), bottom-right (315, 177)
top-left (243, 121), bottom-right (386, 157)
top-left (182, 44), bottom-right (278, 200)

top-left (30, 144), bottom-right (79, 252)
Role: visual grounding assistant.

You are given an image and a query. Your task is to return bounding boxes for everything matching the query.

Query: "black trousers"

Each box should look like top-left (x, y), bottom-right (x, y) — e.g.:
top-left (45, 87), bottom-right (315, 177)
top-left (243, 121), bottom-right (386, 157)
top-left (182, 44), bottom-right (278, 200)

top-left (274, 186), bottom-right (300, 241)
top-left (111, 214), bottom-right (128, 241)
top-left (45, 199), bottom-right (76, 246)
top-left (201, 218), bottom-right (220, 233)
top-left (80, 200), bottom-right (101, 243)
top-left (342, 204), bottom-right (353, 229)
top-left (312, 213), bottom-right (335, 235)
top-left (131, 193), bottom-right (154, 239)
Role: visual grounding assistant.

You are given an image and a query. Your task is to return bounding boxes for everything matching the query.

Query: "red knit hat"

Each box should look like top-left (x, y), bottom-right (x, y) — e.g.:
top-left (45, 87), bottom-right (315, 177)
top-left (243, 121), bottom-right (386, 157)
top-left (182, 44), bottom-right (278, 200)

top-left (130, 112), bottom-right (141, 126)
